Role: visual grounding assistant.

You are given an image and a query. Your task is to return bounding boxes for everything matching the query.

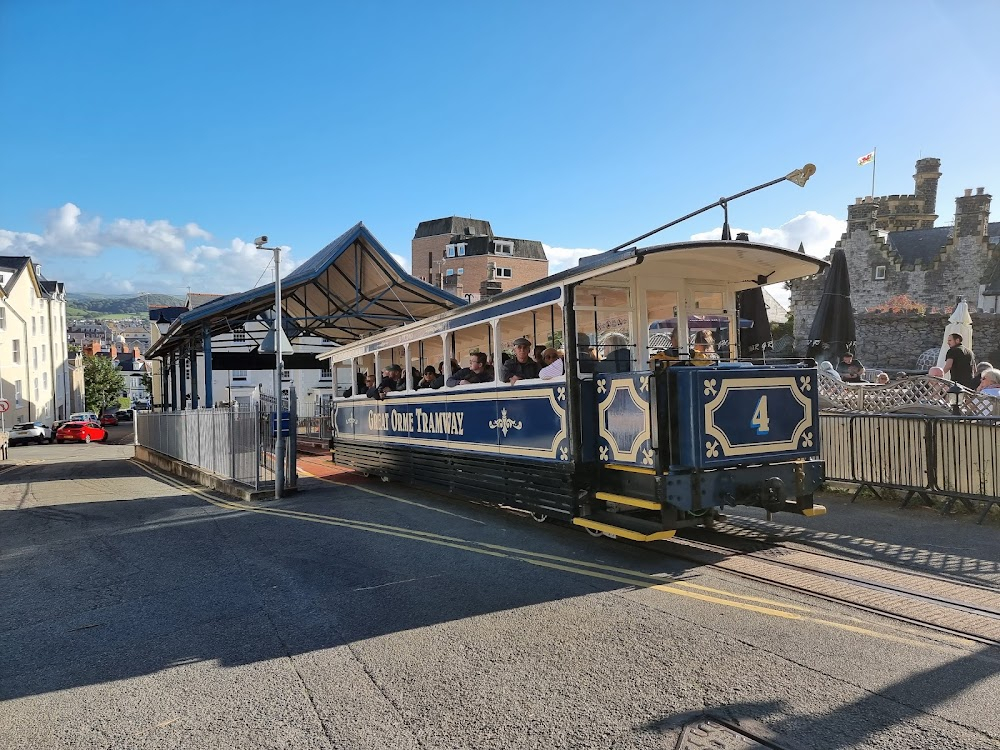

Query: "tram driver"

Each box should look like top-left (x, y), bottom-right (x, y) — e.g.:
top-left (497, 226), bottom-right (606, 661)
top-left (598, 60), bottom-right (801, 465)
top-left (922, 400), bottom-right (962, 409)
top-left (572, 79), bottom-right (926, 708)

top-left (503, 337), bottom-right (541, 384)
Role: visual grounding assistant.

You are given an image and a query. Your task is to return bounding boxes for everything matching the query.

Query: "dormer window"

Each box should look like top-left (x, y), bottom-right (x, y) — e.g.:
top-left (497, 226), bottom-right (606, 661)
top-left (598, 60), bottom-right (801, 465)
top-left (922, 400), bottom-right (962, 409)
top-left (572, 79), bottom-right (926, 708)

top-left (446, 243), bottom-right (467, 258)
top-left (874, 265), bottom-right (886, 280)
top-left (494, 240), bottom-right (514, 256)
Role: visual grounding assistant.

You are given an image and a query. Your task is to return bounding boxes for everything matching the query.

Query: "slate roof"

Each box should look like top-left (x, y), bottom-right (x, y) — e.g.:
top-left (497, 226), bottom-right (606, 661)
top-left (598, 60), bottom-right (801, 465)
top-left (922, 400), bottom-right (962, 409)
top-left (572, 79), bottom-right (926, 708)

top-left (886, 221), bottom-right (1000, 267)
top-left (149, 306), bottom-right (188, 324)
top-left (459, 235), bottom-right (547, 261)
top-left (414, 216), bottom-right (493, 240)
top-left (0, 256), bottom-right (30, 293)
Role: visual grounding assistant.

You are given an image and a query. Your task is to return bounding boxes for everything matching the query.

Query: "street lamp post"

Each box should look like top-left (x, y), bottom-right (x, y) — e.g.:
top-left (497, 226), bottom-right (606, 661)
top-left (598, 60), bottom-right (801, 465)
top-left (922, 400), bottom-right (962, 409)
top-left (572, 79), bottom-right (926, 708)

top-left (255, 235), bottom-right (285, 500)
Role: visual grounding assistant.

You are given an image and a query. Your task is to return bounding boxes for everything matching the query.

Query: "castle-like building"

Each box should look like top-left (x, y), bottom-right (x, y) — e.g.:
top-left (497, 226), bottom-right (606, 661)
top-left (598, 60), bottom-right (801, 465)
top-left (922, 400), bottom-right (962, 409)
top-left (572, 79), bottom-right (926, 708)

top-left (791, 158), bottom-right (999, 350)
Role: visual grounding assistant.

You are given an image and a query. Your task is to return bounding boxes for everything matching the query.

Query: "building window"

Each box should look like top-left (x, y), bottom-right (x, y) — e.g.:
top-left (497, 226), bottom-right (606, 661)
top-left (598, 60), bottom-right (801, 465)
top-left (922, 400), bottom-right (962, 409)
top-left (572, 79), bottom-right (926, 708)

top-left (33, 348), bottom-right (38, 369)
top-left (495, 267), bottom-right (513, 279)
top-left (15, 380), bottom-right (22, 407)
top-left (446, 246), bottom-right (456, 258)
top-left (494, 240), bottom-right (514, 255)
top-left (0, 307), bottom-right (5, 330)
top-left (12, 340), bottom-right (20, 364)
top-left (874, 265), bottom-right (886, 280)
top-left (42, 372), bottom-right (48, 389)
top-left (34, 378), bottom-right (39, 400)
top-left (41, 345), bottom-right (46, 362)
top-left (446, 268), bottom-right (455, 276)
top-left (40, 317), bottom-right (44, 334)
top-left (457, 267), bottom-right (464, 275)
top-left (233, 369), bottom-right (248, 381)
top-left (233, 329), bottom-right (246, 343)
top-left (457, 244), bottom-right (466, 256)
top-left (32, 317), bottom-right (36, 335)
top-left (320, 363), bottom-right (331, 380)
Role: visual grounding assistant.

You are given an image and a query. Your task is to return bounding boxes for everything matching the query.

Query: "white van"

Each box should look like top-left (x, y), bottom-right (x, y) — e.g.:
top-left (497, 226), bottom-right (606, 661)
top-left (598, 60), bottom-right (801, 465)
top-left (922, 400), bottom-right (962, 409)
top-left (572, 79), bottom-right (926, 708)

top-left (69, 412), bottom-right (100, 423)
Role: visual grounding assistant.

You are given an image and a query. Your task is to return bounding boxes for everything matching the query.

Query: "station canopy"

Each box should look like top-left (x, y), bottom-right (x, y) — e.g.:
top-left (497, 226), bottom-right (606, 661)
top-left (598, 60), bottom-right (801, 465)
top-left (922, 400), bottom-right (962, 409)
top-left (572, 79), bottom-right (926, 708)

top-left (146, 222), bottom-right (465, 359)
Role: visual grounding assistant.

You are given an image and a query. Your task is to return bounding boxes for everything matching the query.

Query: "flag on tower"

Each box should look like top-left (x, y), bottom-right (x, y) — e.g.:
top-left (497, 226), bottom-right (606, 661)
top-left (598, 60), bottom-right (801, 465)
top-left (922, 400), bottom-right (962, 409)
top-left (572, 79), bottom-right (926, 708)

top-left (857, 151), bottom-right (875, 166)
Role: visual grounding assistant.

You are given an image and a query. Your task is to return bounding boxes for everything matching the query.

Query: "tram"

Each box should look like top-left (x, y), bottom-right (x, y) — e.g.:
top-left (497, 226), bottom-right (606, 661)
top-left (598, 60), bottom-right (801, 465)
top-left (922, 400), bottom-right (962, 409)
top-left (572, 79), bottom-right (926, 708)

top-left (320, 176), bottom-right (828, 542)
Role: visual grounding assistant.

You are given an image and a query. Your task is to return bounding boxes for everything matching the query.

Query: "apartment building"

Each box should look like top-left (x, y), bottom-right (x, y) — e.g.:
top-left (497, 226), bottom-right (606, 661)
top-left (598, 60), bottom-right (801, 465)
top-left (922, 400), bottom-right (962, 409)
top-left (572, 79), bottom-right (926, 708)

top-left (411, 216), bottom-right (548, 301)
top-left (0, 257), bottom-right (72, 425)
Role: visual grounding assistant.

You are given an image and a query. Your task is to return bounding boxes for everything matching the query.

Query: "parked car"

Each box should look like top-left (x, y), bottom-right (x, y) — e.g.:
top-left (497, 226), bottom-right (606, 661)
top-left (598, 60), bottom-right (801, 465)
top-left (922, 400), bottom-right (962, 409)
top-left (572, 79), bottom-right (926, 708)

top-left (55, 421), bottom-right (108, 444)
top-left (115, 410), bottom-right (134, 421)
top-left (69, 411), bottom-right (100, 423)
top-left (100, 413), bottom-right (119, 426)
top-left (9, 421), bottom-right (54, 446)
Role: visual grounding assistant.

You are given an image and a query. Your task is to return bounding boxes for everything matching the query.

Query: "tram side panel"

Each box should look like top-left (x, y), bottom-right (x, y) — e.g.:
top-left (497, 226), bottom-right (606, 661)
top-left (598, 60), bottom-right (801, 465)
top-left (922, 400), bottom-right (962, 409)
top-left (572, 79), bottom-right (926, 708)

top-left (666, 365), bottom-right (824, 514)
top-left (331, 383), bottom-right (579, 517)
top-left (589, 365), bottom-right (824, 520)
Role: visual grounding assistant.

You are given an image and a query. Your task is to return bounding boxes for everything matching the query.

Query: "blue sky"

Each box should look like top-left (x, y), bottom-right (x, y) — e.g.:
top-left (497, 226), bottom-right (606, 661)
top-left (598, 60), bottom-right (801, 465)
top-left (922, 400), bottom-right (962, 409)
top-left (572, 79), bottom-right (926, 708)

top-left (1, 1), bottom-right (997, 307)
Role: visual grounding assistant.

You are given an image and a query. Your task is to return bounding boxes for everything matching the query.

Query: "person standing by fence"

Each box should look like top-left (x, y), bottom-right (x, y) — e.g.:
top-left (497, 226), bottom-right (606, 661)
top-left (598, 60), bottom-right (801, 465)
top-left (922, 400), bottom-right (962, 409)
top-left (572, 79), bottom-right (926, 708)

top-left (942, 333), bottom-right (975, 389)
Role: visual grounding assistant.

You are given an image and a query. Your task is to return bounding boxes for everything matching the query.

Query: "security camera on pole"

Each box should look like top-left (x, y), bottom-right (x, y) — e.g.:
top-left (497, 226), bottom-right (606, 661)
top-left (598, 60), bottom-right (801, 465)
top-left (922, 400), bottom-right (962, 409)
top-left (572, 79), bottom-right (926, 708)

top-left (255, 235), bottom-right (286, 500)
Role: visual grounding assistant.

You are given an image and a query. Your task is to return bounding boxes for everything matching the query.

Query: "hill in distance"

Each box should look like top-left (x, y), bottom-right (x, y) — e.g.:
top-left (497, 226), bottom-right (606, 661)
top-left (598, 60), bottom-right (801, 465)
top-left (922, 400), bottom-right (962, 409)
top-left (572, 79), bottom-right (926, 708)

top-left (66, 293), bottom-right (185, 317)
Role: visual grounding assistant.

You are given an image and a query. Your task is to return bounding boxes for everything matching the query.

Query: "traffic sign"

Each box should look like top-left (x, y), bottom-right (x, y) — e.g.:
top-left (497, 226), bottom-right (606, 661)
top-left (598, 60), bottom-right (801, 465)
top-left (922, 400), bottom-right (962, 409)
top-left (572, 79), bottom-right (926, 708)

top-left (0, 399), bottom-right (9, 413)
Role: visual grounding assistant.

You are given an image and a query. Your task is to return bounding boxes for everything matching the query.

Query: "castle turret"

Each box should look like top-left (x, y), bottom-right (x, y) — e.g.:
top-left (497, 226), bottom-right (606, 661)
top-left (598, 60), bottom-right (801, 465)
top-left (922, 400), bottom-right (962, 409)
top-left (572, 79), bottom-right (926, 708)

top-left (847, 197), bottom-right (878, 233)
top-left (955, 187), bottom-right (992, 238)
top-left (913, 157), bottom-right (941, 220)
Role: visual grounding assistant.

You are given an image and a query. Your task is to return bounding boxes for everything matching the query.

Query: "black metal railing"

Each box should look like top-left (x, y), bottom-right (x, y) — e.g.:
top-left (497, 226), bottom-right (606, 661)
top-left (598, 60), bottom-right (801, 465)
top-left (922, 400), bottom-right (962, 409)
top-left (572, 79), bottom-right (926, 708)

top-left (820, 412), bottom-right (1000, 523)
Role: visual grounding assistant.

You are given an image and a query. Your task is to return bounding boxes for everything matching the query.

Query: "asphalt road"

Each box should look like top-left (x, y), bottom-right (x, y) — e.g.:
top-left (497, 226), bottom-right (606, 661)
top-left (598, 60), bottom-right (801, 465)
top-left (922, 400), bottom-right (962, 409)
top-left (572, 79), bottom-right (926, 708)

top-left (1, 444), bottom-right (998, 749)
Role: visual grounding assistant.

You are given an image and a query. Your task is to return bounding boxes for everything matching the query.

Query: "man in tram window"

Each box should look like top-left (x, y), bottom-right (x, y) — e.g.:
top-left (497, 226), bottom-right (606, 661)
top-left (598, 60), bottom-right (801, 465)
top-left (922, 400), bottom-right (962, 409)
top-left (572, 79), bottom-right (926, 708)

top-left (368, 364), bottom-right (405, 399)
top-left (503, 337), bottom-right (541, 384)
top-left (447, 352), bottom-right (492, 386)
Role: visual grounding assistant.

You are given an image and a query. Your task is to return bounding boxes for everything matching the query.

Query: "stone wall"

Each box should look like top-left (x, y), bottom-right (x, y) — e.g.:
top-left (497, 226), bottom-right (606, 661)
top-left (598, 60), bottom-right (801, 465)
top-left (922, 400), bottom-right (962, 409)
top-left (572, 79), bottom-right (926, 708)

top-left (853, 312), bottom-right (1000, 370)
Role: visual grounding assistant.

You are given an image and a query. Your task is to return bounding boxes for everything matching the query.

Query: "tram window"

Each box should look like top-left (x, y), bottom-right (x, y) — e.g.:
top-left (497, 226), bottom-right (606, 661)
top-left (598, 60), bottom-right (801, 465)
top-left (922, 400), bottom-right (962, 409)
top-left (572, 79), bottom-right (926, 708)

top-left (693, 290), bottom-right (725, 310)
top-left (646, 290), bottom-right (681, 359)
top-left (411, 335), bottom-right (444, 387)
top-left (574, 285), bottom-right (633, 373)
top-left (451, 322), bottom-right (494, 384)
top-left (499, 303), bottom-right (563, 367)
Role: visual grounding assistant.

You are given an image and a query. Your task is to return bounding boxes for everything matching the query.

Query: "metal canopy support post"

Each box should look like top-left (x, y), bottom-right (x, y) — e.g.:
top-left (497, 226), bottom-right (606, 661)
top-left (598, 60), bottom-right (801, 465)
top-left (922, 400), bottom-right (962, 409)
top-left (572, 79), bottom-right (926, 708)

top-left (203, 324), bottom-right (214, 407)
top-left (190, 340), bottom-right (200, 409)
top-left (178, 351), bottom-right (188, 410)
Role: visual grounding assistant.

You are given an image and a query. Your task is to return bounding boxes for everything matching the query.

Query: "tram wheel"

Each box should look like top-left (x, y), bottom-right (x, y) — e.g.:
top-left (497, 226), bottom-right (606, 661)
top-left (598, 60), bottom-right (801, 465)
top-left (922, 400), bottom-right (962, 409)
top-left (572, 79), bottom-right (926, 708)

top-left (530, 512), bottom-right (549, 523)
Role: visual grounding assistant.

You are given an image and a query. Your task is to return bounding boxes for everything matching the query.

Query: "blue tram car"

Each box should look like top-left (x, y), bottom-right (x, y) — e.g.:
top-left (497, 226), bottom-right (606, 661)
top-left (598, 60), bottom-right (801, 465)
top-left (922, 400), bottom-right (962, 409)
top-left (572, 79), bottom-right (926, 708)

top-left (320, 239), bottom-right (828, 542)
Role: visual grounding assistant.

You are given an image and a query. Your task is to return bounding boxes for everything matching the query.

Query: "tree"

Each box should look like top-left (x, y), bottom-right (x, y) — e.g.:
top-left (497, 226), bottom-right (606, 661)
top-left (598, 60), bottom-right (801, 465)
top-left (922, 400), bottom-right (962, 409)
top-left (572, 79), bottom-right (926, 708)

top-left (83, 356), bottom-right (126, 414)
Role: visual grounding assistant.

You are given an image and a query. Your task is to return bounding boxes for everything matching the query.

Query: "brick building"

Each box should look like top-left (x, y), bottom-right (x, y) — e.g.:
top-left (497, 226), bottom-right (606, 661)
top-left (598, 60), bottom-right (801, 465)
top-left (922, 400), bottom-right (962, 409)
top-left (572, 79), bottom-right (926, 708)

top-left (411, 216), bottom-right (548, 301)
top-left (790, 158), bottom-right (999, 362)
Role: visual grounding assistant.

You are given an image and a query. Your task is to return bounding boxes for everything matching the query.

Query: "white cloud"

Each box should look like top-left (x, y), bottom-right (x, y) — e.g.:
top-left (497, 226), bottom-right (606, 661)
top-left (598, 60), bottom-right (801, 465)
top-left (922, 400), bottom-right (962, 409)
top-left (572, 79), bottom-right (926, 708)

top-left (0, 203), bottom-right (295, 294)
top-left (390, 253), bottom-right (410, 272)
top-left (690, 211), bottom-right (846, 308)
top-left (542, 244), bottom-right (605, 274)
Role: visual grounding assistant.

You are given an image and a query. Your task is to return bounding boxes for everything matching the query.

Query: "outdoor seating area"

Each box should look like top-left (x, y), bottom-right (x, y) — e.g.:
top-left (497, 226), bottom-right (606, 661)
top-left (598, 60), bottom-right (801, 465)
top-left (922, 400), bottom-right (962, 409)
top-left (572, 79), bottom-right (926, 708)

top-left (818, 371), bottom-right (1000, 416)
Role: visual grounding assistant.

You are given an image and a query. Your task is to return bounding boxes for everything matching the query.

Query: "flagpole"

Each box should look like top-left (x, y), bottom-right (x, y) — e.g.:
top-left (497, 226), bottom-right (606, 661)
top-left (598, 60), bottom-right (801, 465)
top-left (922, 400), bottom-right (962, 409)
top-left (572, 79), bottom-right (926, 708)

top-left (871, 146), bottom-right (877, 199)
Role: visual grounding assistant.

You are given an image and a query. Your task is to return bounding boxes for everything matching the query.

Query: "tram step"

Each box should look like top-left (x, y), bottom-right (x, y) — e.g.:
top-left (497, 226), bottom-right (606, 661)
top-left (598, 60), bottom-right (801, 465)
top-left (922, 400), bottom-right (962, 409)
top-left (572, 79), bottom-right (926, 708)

top-left (573, 512), bottom-right (676, 543)
top-left (595, 491), bottom-right (662, 511)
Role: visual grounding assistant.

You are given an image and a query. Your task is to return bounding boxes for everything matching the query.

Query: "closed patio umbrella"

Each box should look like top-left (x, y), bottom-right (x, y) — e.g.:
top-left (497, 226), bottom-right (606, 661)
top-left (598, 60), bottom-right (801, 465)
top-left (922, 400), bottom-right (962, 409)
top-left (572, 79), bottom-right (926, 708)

top-left (737, 287), bottom-right (772, 358)
top-left (936, 298), bottom-right (974, 373)
top-left (807, 247), bottom-right (856, 361)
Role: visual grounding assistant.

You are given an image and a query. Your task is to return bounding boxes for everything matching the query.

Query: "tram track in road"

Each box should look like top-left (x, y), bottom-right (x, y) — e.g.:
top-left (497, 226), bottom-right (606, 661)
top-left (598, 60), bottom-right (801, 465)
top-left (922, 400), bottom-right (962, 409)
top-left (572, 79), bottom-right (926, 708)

top-left (657, 527), bottom-right (1000, 648)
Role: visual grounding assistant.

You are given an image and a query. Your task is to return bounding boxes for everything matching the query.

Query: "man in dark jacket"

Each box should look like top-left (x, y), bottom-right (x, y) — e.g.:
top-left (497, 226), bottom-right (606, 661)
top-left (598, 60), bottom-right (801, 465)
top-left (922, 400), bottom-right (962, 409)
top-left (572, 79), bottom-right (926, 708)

top-left (502, 337), bottom-right (540, 384)
top-left (447, 352), bottom-right (492, 386)
top-left (367, 364), bottom-right (405, 399)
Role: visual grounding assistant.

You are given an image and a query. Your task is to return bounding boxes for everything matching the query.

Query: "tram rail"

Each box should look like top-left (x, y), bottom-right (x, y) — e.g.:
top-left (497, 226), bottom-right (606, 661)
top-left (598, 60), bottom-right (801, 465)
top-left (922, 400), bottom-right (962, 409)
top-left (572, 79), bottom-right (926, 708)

top-left (657, 528), bottom-right (1000, 647)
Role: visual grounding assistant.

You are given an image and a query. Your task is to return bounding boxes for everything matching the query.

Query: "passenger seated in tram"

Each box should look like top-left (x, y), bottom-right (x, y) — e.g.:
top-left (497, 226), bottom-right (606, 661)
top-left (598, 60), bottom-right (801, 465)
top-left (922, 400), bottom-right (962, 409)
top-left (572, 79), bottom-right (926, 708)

top-left (539, 348), bottom-right (564, 379)
top-left (343, 373), bottom-right (375, 397)
top-left (691, 330), bottom-right (719, 365)
top-left (503, 337), bottom-right (541, 384)
top-left (368, 364), bottom-right (405, 399)
top-left (576, 333), bottom-right (597, 373)
top-left (447, 352), bottom-right (492, 386)
top-left (601, 333), bottom-right (632, 372)
top-left (417, 366), bottom-right (438, 389)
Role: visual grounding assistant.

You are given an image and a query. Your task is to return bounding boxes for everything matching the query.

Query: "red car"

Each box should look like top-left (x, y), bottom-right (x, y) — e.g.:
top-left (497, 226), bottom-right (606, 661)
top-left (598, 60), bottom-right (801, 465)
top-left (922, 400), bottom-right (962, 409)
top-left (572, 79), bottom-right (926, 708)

top-left (100, 413), bottom-right (119, 426)
top-left (55, 421), bottom-right (109, 444)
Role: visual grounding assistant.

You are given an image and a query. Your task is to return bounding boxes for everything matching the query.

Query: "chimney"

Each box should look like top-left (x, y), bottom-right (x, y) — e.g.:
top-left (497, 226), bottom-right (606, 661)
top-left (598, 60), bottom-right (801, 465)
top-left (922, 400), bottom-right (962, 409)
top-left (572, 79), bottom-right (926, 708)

top-left (955, 187), bottom-right (992, 238)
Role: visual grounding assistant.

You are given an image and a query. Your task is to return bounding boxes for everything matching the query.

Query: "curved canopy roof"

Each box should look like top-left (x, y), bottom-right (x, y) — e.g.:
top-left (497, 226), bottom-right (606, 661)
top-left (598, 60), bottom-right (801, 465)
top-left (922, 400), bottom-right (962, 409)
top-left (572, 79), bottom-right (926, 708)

top-left (146, 222), bottom-right (465, 358)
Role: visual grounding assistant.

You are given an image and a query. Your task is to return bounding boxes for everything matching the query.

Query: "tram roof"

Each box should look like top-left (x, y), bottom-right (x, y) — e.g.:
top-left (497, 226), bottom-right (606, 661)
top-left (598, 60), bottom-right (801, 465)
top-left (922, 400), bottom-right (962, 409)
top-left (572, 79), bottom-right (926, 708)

top-left (145, 222), bottom-right (465, 358)
top-left (319, 239), bottom-right (827, 362)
